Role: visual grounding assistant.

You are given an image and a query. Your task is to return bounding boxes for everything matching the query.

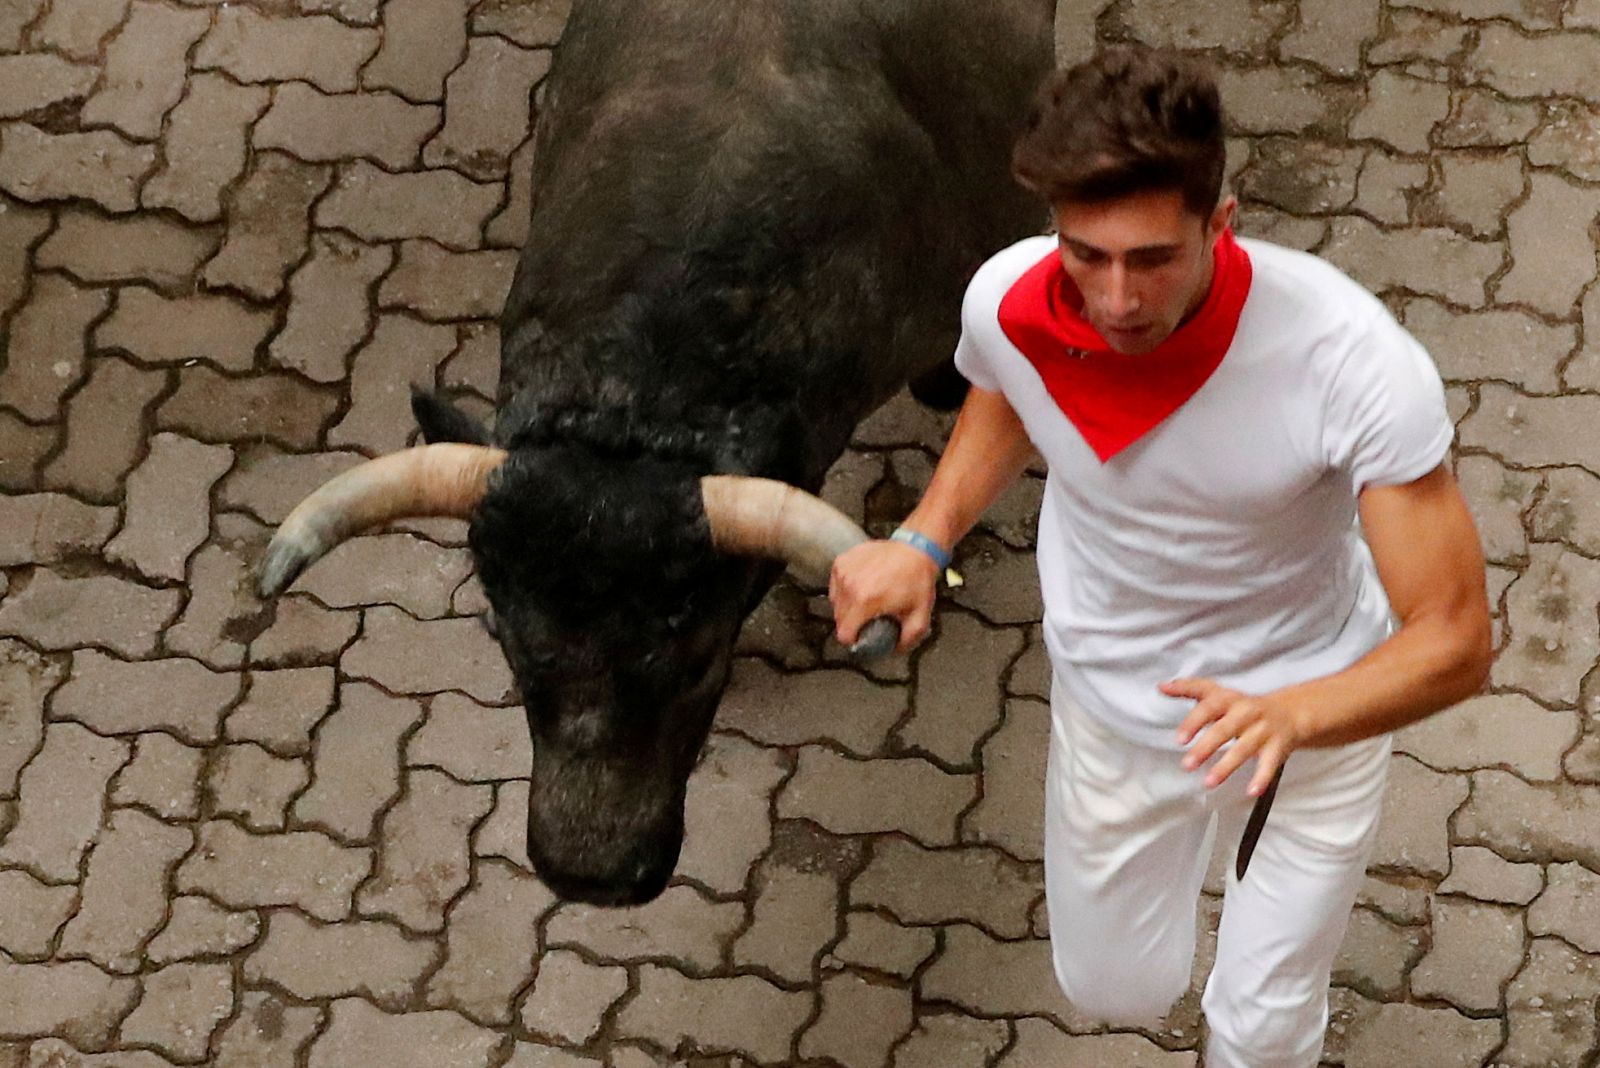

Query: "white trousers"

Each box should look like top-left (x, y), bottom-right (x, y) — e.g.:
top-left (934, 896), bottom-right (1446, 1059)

top-left (1044, 683), bottom-right (1390, 1068)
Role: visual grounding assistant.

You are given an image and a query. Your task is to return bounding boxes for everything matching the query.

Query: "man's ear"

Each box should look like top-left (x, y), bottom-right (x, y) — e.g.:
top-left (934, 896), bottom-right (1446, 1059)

top-left (1210, 195), bottom-right (1238, 238)
top-left (411, 387), bottom-right (491, 445)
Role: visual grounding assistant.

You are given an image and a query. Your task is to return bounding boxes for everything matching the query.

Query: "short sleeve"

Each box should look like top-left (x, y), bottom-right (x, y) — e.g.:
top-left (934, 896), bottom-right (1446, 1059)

top-left (1322, 317), bottom-right (1454, 493)
top-left (952, 274), bottom-right (1003, 392)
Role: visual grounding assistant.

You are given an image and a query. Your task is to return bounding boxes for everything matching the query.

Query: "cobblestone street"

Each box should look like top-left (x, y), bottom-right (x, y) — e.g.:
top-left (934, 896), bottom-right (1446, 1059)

top-left (2, 0), bottom-right (1600, 1065)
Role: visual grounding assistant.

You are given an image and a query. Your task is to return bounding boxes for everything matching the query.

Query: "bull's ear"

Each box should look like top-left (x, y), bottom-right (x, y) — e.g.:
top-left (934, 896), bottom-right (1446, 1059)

top-left (411, 387), bottom-right (490, 445)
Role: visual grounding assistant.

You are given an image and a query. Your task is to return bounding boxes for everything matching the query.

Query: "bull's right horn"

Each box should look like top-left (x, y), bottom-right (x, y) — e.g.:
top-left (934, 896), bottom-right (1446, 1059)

top-left (258, 443), bottom-right (508, 597)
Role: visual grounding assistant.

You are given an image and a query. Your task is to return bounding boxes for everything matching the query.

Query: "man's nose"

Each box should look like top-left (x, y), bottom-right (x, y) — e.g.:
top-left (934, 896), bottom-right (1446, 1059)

top-left (1104, 262), bottom-right (1141, 319)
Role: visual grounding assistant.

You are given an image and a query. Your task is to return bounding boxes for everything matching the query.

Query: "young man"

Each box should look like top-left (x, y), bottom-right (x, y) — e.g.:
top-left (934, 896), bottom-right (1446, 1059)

top-left (829, 45), bottom-right (1492, 1067)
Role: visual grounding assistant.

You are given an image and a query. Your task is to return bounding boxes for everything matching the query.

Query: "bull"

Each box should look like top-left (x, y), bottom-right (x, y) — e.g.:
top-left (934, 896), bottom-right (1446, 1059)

top-left (259, 0), bottom-right (1054, 905)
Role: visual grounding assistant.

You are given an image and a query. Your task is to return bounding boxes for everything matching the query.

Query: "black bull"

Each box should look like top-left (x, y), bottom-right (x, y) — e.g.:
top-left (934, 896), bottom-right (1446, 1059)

top-left (261, 0), bottom-right (1055, 905)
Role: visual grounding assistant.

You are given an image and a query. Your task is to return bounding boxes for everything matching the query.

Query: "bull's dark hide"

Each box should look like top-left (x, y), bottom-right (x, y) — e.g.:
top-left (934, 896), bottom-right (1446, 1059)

top-left (416, 0), bottom-right (1055, 905)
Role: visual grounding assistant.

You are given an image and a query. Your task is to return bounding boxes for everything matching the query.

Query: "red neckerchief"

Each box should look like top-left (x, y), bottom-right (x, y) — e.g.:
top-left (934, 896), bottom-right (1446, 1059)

top-left (997, 229), bottom-right (1253, 463)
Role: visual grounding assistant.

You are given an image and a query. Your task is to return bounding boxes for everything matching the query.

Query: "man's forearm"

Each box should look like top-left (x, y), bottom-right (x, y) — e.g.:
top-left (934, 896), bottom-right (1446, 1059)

top-left (903, 386), bottom-right (1038, 551)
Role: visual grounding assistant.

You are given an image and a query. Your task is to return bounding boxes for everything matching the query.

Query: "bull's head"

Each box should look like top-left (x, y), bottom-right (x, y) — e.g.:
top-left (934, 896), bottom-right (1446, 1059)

top-left (257, 437), bottom-right (894, 906)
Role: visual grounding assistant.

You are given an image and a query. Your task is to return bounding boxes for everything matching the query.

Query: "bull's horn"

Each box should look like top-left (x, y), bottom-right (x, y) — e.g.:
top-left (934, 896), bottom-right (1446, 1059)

top-left (258, 443), bottom-right (508, 597)
top-left (700, 474), bottom-right (902, 658)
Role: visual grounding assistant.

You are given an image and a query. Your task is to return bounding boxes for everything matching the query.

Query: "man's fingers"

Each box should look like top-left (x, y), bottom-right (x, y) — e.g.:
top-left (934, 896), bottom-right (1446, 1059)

top-left (1176, 692), bottom-right (1230, 746)
top-left (1203, 721), bottom-right (1268, 789)
top-left (1161, 677), bottom-right (1215, 700)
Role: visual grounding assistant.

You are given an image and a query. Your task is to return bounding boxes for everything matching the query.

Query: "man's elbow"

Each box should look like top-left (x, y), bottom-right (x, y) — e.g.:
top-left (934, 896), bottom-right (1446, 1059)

top-left (1452, 609), bottom-right (1494, 698)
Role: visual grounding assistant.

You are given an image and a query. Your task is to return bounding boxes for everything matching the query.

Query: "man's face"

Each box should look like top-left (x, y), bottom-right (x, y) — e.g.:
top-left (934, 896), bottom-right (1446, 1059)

top-left (1052, 189), bottom-right (1235, 356)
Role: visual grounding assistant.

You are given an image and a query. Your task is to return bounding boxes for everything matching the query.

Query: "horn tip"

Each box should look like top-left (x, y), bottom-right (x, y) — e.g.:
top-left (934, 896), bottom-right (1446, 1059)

top-left (257, 539), bottom-right (312, 598)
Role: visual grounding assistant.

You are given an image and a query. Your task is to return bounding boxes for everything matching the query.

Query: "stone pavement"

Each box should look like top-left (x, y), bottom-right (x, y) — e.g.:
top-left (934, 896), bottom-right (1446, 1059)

top-left (1, 0), bottom-right (1598, 1065)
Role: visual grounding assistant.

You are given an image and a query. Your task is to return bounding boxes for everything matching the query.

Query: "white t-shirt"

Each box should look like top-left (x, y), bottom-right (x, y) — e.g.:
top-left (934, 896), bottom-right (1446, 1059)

top-left (954, 236), bottom-right (1454, 750)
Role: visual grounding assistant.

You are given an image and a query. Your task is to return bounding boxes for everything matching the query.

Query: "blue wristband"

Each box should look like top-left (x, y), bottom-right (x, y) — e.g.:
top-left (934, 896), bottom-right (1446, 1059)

top-left (890, 526), bottom-right (952, 570)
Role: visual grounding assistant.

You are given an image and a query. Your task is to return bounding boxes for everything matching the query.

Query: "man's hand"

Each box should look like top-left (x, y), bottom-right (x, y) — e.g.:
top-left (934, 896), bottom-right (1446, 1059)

top-left (829, 540), bottom-right (941, 653)
top-left (1162, 678), bottom-right (1303, 797)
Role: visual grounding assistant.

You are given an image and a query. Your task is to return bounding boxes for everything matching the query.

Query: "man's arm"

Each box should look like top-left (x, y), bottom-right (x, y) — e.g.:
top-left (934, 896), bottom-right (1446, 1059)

top-left (1167, 462), bottom-right (1492, 794)
top-left (829, 384), bottom-right (1037, 650)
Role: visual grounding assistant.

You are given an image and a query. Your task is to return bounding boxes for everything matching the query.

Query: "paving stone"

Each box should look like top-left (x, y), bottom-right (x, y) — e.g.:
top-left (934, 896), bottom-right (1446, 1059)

top-left (900, 612), bottom-right (1021, 767)
top-left (778, 747), bottom-right (976, 847)
top-left (999, 1021), bottom-right (1195, 1068)
top-left (424, 36), bottom-right (548, 179)
top-left (0, 958), bottom-right (138, 1046)
top-left (1213, 66), bottom-right (1337, 137)
top-left (1410, 899), bottom-right (1524, 1012)
top-left (1438, 845), bottom-right (1544, 905)
top-left (0, 492), bottom-right (116, 568)
top-left (42, 355), bottom-right (168, 502)
top-left (0, 277), bottom-right (108, 422)
top-left (1436, 87), bottom-right (1541, 149)
top-left (515, 947), bottom-right (628, 1044)
top-left (548, 882), bottom-right (743, 972)
top-left (0, 200), bottom-right (51, 319)
top-left (206, 742), bottom-right (309, 832)
top-left (0, 0), bottom-right (41, 48)
top-left (733, 860), bottom-right (840, 984)
top-left (105, 434), bottom-right (234, 582)
top-left (1108, 0), bottom-right (1283, 51)
top-left (948, 538), bottom-right (1043, 625)
top-left (851, 838), bottom-right (1036, 940)
top-left (1462, 384), bottom-right (1600, 472)
top-left (37, 212), bottom-right (215, 291)
top-left (735, 582), bottom-right (826, 669)
top-left (0, 868), bottom-right (77, 957)
top-left (1501, 938), bottom-right (1600, 1067)
top-left (1421, 155), bottom-right (1526, 238)
top-left (118, 962), bottom-right (234, 1062)
top-left (1340, 1002), bottom-right (1501, 1068)
top-left (1277, 0), bottom-right (1379, 74)
top-left (0, 54), bottom-right (97, 120)
top-left (143, 74), bottom-right (272, 223)
top-left (1331, 907), bottom-right (1423, 999)
top-left (317, 161), bottom-right (501, 249)
top-left (0, 639), bottom-right (58, 796)
top-left (254, 82), bottom-right (438, 169)
top-left (0, 720), bottom-right (126, 881)
top-left (1370, 755), bottom-right (1468, 878)
top-left (344, 607), bottom-right (514, 703)
top-left (81, 1), bottom-right (210, 141)
top-left (195, 8), bottom-right (380, 93)
top-left (1456, 770), bottom-right (1600, 871)
top-left (202, 153), bottom-right (333, 301)
top-left (218, 446), bottom-right (364, 525)
top-left (244, 910), bottom-right (434, 1008)
top-left (159, 364), bottom-right (340, 450)
top-left (31, 0), bottom-right (129, 60)
top-left (487, 136), bottom-right (535, 247)
top-left (269, 233), bottom-right (394, 382)
top-left (299, 0), bottom-right (381, 23)
top-left (20, 1042), bottom-right (179, 1068)
top-left (328, 315), bottom-right (458, 453)
top-left (473, 779), bottom-right (532, 870)
top-left (1395, 693), bottom-right (1580, 781)
top-left (0, 415), bottom-right (48, 486)
top-left (1449, 455), bottom-right (1536, 566)
top-left (110, 732), bottom-right (204, 821)
top-left (1348, 70), bottom-right (1451, 154)
top-left (920, 924), bottom-right (1081, 1025)
top-left (212, 990), bottom-right (323, 1068)
top-left (1396, 0), bottom-right (1561, 27)
top-left (56, 808), bottom-right (192, 973)
top-left (1405, 300), bottom-right (1567, 397)
top-left (718, 659), bottom-right (904, 756)
top-left (215, 670), bottom-right (330, 759)
top-left (98, 287), bottom-right (274, 373)
top-left (146, 895), bottom-right (261, 964)
top-left (1348, 151), bottom-right (1427, 226)
top-left (799, 971), bottom-right (913, 1068)
top-left (831, 911), bottom-right (937, 978)
top-left (1354, 872), bottom-right (1431, 926)
top-left (676, 732), bottom-right (786, 895)
top-left (1498, 172), bottom-right (1600, 318)
top-left (503, 1044), bottom-right (603, 1068)
top-left (890, 1013), bottom-right (1009, 1068)
top-left (1321, 217), bottom-right (1501, 307)
top-left (614, 964), bottom-right (811, 1064)
top-left (308, 998), bottom-right (499, 1068)
top-left (1532, 466), bottom-right (1600, 556)
top-left (426, 861), bottom-right (557, 1024)
top-left (363, 0), bottom-right (471, 102)
top-left (1572, 283), bottom-right (1600, 390)
top-left (1467, 24), bottom-right (1600, 103)
top-left (472, 0), bottom-right (571, 46)
top-left (440, 323), bottom-right (500, 401)
top-left (1527, 861), bottom-right (1600, 953)
top-left (1235, 137), bottom-right (1362, 215)
top-left (1528, 100), bottom-right (1600, 182)
top-left (356, 767), bottom-right (493, 932)
top-left (175, 820), bottom-right (371, 922)
top-left (0, 572), bottom-right (181, 657)
top-left (379, 242), bottom-right (518, 321)
top-left (0, 123), bottom-right (155, 213)
top-left (164, 533), bottom-right (261, 670)
top-left (961, 695), bottom-right (1048, 863)
top-left (293, 681), bottom-right (424, 840)
top-left (406, 693), bottom-right (529, 781)
top-left (1491, 545), bottom-right (1600, 706)
top-left (250, 594), bottom-right (362, 667)
top-left (297, 533), bottom-right (474, 621)
top-left (53, 650), bottom-right (240, 746)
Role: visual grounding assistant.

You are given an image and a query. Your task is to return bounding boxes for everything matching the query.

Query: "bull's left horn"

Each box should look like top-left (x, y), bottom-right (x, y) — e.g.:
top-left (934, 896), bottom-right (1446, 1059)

top-left (699, 475), bottom-right (901, 658)
top-left (258, 443), bottom-right (508, 597)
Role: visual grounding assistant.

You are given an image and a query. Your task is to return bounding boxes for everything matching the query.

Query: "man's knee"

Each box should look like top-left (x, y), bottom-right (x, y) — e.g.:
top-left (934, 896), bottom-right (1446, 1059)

top-left (1053, 948), bottom-right (1190, 1026)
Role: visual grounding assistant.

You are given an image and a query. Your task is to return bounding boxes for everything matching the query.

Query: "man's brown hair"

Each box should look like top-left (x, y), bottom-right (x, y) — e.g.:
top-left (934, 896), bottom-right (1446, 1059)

top-left (1012, 45), bottom-right (1226, 216)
